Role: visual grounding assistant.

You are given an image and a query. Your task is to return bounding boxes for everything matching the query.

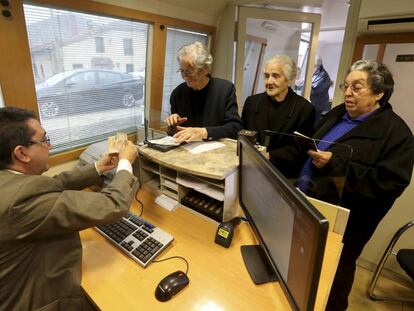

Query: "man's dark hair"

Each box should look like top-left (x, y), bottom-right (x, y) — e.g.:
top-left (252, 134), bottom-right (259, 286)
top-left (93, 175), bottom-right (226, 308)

top-left (0, 107), bottom-right (36, 169)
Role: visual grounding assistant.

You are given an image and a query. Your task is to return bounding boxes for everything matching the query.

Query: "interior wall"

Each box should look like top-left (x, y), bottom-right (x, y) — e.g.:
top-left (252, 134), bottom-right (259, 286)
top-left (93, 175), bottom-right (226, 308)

top-left (359, 0), bottom-right (414, 19)
top-left (212, 5), bottom-right (236, 81)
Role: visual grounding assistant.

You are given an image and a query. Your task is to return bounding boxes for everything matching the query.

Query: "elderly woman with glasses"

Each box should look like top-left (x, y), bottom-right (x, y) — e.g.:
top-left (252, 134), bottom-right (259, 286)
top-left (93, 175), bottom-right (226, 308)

top-left (276, 59), bottom-right (414, 311)
top-left (165, 41), bottom-right (242, 143)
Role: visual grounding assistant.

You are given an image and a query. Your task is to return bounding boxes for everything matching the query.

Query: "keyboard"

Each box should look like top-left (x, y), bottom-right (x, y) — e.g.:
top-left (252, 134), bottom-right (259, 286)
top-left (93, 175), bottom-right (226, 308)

top-left (95, 211), bottom-right (174, 267)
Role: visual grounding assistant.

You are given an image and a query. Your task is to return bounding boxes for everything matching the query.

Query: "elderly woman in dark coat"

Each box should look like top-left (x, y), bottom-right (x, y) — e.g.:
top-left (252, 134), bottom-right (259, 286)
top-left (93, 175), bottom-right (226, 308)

top-left (242, 55), bottom-right (315, 160)
top-left (294, 59), bottom-right (414, 311)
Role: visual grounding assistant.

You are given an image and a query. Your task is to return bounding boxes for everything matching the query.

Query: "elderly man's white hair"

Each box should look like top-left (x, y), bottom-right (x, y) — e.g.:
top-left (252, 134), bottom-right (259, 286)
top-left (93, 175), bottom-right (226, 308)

top-left (265, 55), bottom-right (297, 82)
top-left (177, 41), bottom-right (213, 72)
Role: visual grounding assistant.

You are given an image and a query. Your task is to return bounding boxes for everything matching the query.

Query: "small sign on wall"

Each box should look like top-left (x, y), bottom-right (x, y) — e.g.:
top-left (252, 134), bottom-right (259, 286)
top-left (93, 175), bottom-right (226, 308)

top-left (396, 54), bottom-right (414, 62)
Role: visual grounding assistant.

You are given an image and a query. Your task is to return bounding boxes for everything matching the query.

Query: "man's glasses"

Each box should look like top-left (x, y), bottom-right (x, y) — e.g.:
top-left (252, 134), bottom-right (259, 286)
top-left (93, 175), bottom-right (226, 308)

top-left (25, 133), bottom-right (51, 146)
top-left (339, 83), bottom-right (367, 94)
top-left (177, 68), bottom-right (196, 77)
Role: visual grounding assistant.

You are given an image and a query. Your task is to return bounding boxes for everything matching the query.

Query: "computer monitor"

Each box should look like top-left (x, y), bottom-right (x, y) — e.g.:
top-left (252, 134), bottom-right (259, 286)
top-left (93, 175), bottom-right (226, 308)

top-left (238, 135), bottom-right (329, 311)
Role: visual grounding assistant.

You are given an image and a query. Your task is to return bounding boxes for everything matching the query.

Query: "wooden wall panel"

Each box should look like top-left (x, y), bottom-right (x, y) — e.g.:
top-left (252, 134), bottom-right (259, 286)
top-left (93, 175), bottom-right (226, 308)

top-left (149, 23), bottom-right (167, 129)
top-left (0, 0), bottom-right (38, 116)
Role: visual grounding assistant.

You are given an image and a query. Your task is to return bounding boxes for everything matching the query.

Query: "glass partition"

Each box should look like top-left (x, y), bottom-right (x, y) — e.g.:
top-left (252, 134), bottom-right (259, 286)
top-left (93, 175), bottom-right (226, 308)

top-left (257, 131), bottom-right (352, 206)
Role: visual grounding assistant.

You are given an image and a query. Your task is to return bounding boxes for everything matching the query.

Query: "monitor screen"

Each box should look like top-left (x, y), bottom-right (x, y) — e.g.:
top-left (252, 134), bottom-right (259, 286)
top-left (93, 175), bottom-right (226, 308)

top-left (238, 135), bottom-right (328, 311)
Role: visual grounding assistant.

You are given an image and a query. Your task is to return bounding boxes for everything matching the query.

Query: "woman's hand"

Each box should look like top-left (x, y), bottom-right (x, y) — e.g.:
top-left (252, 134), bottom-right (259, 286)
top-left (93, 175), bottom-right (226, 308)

top-left (307, 150), bottom-right (332, 169)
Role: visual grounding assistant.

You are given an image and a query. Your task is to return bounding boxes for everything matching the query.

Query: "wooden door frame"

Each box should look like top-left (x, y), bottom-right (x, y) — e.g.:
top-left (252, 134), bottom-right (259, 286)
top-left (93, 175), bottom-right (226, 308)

top-left (353, 32), bottom-right (414, 62)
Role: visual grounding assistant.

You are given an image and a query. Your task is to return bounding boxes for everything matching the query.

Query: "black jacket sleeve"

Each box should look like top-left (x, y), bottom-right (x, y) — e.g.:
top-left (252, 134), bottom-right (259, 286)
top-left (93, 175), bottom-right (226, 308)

top-left (204, 83), bottom-right (243, 140)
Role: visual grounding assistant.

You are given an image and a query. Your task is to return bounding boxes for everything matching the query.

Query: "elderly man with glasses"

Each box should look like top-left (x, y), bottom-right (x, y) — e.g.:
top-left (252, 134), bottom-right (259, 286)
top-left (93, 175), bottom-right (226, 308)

top-left (165, 41), bottom-right (243, 143)
top-left (0, 107), bottom-right (139, 310)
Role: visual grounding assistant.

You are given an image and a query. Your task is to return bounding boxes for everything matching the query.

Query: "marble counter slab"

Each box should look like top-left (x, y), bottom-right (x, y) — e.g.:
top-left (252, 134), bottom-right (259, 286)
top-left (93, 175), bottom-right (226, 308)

top-left (138, 139), bottom-right (239, 180)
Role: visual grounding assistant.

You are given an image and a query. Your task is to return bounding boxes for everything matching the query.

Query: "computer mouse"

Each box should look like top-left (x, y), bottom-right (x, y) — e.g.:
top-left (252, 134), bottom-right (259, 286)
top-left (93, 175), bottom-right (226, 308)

top-left (155, 270), bottom-right (189, 302)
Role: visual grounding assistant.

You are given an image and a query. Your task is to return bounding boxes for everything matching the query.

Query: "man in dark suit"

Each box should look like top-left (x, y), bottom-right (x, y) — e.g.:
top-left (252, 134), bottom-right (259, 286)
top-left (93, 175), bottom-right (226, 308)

top-left (0, 107), bottom-right (139, 311)
top-left (165, 41), bottom-right (242, 142)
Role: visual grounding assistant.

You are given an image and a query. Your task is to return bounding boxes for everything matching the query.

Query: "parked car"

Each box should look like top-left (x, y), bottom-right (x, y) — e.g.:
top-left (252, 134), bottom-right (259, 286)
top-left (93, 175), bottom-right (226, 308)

top-left (36, 69), bottom-right (144, 118)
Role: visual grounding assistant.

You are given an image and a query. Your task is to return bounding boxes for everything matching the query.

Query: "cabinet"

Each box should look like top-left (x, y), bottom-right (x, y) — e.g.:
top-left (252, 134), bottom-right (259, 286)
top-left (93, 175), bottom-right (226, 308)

top-left (138, 139), bottom-right (240, 222)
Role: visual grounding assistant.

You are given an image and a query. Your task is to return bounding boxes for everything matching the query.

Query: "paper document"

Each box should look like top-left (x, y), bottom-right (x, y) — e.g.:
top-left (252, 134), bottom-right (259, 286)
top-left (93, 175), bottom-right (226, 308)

top-left (155, 194), bottom-right (178, 211)
top-left (108, 132), bottom-right (128, 153)
top-left (293, 131), bottom-right (318, 151)
top-left (182, 141), bottom-right (225, 154)
top-left (163, 179), bottom-right (178, 190)
top-left (176, 175), bottom-right (224, 201)
top-left (148, 136), bottom-right (180, 146)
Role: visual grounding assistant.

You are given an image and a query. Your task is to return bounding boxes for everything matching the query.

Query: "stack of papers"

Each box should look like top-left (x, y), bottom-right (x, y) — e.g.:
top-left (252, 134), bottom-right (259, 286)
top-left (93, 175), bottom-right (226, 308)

top-left (182, 141), bottom-right (225, 154)
top-left (176, 175), bottom-right (224, 201)
top-left (148, 136), bottom-right (180, 146)
top-left (293, 131), bottom-right (319, 151)
top-left (155, 194), bottom-right (178, 211)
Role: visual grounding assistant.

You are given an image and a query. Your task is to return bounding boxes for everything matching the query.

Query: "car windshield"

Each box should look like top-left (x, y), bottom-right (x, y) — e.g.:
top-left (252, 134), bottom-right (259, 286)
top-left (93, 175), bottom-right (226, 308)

top-left (37, 71), bottom-right (78, 89)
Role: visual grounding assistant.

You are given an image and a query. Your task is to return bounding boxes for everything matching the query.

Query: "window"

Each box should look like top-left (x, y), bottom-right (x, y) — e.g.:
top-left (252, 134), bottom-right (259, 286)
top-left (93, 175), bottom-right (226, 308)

top-left (161, 28), bottom-right (209, 121)
top-left (33, 63), bottom-right (39, 79)
top-left (23, 4), bottom-right (148, 153)
top-left (66, 71), bottom-right (96, 87)
top-left (95, 37), bottom-right (105, 53)
top-left (40, 65), bottom-right (45, 80)
top-left (123, 38), bottom-right (133, 56)
top-left (126, 64), bottom-right (134, 73)
top-left (97, 71), bottom-right (122, 84)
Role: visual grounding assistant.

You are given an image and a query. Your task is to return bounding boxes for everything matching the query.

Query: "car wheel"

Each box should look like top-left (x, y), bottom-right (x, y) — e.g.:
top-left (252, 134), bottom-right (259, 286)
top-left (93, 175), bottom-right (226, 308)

top-left (122, 93), bottom-right (136, 107)
top-left (40, 101), bottom-right (59, 117)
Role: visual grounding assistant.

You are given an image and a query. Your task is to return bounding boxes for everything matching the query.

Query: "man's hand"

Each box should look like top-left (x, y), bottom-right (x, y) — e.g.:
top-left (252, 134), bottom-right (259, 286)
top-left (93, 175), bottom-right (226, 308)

top-left (96, 141), bottom-right (137, 174)
top-left (119, 140), bottom-right (138, 164)
top-left (173, 126), bottom-right (208, 143)
top-left (308, 150), bottom-right (332, 169)
top-left (165, 113), bottom-right (188, 127)
top-left (96, 153), bottom-right (119, 174)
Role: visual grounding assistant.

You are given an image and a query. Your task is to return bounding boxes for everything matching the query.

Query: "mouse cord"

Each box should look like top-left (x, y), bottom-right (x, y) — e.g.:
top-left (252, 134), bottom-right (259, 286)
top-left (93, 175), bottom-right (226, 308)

top-left (152, 256), bottom-right (189, 275)
top-left (135, 191), bottom-right (144, 217)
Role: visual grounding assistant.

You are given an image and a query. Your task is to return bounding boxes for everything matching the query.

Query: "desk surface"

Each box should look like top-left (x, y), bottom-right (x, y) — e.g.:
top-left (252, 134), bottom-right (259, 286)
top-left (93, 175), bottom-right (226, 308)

top-left (81, 191), bottom-right (342, 311)
top-left (138, 139), bottom-right (238, 179)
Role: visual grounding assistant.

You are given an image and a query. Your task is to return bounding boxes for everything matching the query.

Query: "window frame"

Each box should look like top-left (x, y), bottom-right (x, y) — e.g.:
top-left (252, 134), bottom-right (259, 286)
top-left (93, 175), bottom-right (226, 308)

top-left (0, 0), bottom-right (215, 166)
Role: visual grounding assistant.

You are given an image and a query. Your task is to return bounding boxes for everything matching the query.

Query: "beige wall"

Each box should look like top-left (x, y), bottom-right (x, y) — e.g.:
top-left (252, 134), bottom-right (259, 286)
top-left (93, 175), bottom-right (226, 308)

top-left (212, 4), bottom-right (236, 81)
top-left (359, 0), bottom-right (414, 19)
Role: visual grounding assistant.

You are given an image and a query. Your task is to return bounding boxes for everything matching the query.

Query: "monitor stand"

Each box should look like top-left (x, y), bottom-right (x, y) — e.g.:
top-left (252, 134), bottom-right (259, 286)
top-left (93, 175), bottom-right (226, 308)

top-left (241, 245), bottom-right (277, 284)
